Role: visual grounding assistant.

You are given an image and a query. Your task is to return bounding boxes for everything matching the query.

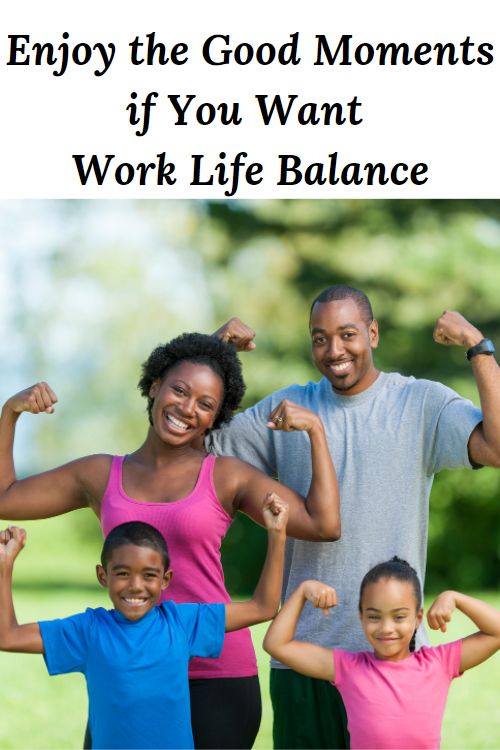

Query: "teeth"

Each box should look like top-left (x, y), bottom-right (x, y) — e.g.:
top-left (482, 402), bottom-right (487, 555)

top-left (124, 598), bottom-right (146, 604)
top-left (331, 361), bottom-right (351, 372)
top-left (167, 415), bottom-right (189, 430)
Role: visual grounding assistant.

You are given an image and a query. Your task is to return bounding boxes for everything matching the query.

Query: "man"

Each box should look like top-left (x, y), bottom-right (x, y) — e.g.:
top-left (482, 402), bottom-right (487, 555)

top-left (208, 285), bottom-right (500, 749)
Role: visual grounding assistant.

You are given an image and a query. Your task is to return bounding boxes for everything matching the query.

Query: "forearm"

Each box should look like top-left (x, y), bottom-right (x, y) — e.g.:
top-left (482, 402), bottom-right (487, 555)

top-left (0, 566), bottom-right (17, 647)
top-left (305, 422), bottom-right (340, 539)
top-left (0, 567), bottom-right (43, 653)
top-left (0, 405), bottom-right (20, 492)
top-left (225, 529), bottom-right (286, 631)
top-left (454, 591), bottom-right (500, 638)
top-left (470, 354), bottom-right (500, 461)
top-left (263, 582), bottom-right (307, 654)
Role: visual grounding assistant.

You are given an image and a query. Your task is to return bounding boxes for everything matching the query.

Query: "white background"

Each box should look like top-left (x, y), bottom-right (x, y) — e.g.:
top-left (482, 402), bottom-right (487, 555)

top-left (1, 0), bottom-right (499, 198)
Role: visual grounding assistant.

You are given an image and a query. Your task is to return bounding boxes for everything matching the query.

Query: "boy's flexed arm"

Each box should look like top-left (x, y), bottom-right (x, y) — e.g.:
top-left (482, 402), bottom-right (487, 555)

top-left (427, 591), bottom-right (500, 672)
top-left (0, 526), bottom-right (44, 653)
top-left (263, 580), bottom-right (336, 681)
top-left (225, 493), bottom-right (288, 632)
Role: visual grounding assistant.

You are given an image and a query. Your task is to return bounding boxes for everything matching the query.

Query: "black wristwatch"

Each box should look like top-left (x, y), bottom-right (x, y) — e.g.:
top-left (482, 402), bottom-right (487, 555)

top-left (465, 338), bottom-right (496, 360)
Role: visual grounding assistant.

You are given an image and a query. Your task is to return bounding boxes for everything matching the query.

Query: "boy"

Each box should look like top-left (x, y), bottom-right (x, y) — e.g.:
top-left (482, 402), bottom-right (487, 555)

top-left (0, 493), bottom-right (288, 749)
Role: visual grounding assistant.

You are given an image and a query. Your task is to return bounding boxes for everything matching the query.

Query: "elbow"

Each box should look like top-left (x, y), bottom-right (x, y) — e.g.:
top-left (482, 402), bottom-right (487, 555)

top-left (262, 632), bottom-right (276, 658)
top-left (318, 521), bottom-right (341, 543)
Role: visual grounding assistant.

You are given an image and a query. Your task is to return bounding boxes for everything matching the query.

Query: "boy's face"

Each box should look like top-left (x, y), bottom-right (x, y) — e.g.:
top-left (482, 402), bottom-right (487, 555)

top-left (96, 544), bottom-right (172, 622)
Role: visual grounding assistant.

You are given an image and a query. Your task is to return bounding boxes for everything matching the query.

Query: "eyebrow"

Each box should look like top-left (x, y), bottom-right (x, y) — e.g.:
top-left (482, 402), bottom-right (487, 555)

top-left (111, 565), bottom-right (163, 573)
top-left (173, 379), bottom-right (218, 403)
top-left (311, 323), bottom-right (361, 334)
top-left (365, 607), bottom-right (410, 613)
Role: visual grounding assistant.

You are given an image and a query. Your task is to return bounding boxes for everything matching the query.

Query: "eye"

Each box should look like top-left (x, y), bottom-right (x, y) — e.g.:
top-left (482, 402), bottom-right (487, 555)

top-left (367, 615), bottom-right (380, 621)
top-left (312, 335), bottom-right (326, 345)
top-left (172, 385), bottom-right (185, 395)
top-left (199, 400), bottom-right (215, 411)
top-left (342, 332), bottom-right (356, 339)
top-left (115, 571), bottom-right (129, 578)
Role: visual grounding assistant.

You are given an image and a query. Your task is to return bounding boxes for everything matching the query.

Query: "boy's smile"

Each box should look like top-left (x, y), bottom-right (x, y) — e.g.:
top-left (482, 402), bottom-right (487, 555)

top-left (359, 578), bottom-right (423, 661)
top-left (96, 544), bottom-right (172, 622)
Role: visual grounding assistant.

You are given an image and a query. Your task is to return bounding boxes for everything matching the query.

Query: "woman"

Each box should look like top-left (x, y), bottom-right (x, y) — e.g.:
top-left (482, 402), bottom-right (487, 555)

top-left (0, 333), bottom-right (340, 749)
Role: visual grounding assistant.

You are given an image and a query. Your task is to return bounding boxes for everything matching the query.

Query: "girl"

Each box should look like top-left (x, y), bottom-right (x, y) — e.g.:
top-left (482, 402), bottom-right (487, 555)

top-left (0, 332), bottom-right (340, 750)
top-left (264, 556), bottom-right (500, 749)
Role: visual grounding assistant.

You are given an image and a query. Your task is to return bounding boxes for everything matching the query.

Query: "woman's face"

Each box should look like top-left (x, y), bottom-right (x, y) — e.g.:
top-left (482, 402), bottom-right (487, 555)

top-left (359, 577), bottom-right (423, 661)
top-left (149, 360), bottom-right (224, 445)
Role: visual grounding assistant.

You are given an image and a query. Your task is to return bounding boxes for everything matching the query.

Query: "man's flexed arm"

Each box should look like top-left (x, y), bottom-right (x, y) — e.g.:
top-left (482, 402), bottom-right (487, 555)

top-left (433, 310), bottom-right (500, 468)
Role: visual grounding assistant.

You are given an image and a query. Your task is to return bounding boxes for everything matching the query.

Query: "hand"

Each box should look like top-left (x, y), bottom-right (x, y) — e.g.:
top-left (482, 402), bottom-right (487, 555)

top-left (427, 591), bottom-right (457, 632)
top-left (433, 311), bottom-right (483, 349)
top-left (213, 318), bottom-right (256, 352)
top-left (262, 492), bottom-right (289, 532)
top-left (268, 401), bottom-right (321, 434)
top-left (303, 580), bottom-right (337, 617)
top-left (5, 383), bottom-right (58, 415)
top-left (0, 526), bottom-right (27, 567)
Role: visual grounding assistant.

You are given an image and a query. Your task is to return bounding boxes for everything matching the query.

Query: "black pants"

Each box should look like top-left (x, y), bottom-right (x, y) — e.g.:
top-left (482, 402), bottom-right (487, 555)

top-left (189, 675), bottom-right (262, 749)
top-left (84, 675), bottom-right (261, 750)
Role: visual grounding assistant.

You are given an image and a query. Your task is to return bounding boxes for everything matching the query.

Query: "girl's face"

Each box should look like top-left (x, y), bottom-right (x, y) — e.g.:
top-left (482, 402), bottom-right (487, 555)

top-left (359, 577), bottom-right (423, 661)
top-left (149, 360), bottom-right (224, 445)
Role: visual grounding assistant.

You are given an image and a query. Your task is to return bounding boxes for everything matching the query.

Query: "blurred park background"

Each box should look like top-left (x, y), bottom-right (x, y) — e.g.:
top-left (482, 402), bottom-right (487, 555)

top-left (1, 198), bottom-right (500, 747)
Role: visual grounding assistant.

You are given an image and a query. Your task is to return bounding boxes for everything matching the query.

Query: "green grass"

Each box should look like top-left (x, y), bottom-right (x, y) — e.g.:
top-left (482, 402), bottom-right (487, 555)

top-left (2, 517), bottom-right (500, 748)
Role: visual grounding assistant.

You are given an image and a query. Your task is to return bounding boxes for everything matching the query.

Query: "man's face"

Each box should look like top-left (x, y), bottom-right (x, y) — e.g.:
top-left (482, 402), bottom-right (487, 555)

top-left (310, 299), bottom-right (379, 395)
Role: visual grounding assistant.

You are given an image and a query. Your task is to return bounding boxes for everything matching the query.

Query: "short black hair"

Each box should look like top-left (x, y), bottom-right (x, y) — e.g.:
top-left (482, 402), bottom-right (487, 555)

top-left (101, 521), bottom-right (169, 570)
top-left (138, 333), bottom-right (245, 429)
top-left (359, 556), bottom-right (422, 652)
top-left (310, 285), bottom-right (374, 325)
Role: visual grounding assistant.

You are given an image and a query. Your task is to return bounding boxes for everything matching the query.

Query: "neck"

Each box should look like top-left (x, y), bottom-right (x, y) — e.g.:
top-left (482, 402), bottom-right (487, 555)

top-left (133, 428), bottom-right (199, 466)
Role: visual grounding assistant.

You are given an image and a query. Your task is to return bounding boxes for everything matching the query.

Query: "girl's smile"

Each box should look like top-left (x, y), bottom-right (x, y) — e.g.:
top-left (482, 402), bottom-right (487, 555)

top-left (359, 577), bottom-right (423, 661)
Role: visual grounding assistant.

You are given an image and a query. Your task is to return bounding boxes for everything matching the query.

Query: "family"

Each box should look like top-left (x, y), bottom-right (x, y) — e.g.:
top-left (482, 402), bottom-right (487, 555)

top-left (1, 284), bottom-right (499, 750)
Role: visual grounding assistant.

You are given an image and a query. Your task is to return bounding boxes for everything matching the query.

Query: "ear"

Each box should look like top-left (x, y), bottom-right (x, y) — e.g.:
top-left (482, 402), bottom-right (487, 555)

top-left (369, 318), bottom-right (379, 349)
top-left (149, 378), bottom-right (161, 399)
top-left (416, 607), bottom-right (424, 629)
top-left (96, 564), bottom-right (108, 588)
top-left (161, 569), bottom-right (173, 591)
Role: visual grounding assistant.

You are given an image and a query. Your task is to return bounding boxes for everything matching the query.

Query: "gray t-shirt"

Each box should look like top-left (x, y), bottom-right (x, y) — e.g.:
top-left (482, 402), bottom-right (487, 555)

top-left (208, 372), bottom-right (482, 660)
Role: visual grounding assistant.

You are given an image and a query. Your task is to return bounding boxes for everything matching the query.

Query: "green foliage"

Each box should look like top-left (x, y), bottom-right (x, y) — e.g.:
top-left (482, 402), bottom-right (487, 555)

top-left (4, 199), bottom-right (500, 594)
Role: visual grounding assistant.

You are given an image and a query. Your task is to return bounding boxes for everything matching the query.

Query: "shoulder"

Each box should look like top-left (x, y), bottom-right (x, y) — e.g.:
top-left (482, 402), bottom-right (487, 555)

top-left (382, 372), bottom-right (470, 408)
top-left (417, 641), bottom-right (462, 670)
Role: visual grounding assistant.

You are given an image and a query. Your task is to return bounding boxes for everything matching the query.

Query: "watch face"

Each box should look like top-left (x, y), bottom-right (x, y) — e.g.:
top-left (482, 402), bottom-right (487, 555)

top-left (467, 339), bottom-right (496, 359)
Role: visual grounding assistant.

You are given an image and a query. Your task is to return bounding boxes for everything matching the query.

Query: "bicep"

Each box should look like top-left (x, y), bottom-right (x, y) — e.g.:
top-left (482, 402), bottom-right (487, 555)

top-left (0, 456), bottom-right (104, 520)
top-left (235, 467), bottom-right (316, 540)
top-left (3, 623), bottom-right (44, 654)
top-left (459, 631), bottom-right (500, 672)
top-left (269, 640), bottom-right (334, 681)
top-left (467, 423), bottom-right (498, 468)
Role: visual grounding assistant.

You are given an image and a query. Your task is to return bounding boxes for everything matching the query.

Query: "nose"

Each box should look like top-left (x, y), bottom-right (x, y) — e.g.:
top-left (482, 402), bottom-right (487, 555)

top-left (327, 335), bottom-right (345, 360)
top-left (128, 575), bottom-right (143, 593)
top-left (178, 395), bottom-right (196, 417)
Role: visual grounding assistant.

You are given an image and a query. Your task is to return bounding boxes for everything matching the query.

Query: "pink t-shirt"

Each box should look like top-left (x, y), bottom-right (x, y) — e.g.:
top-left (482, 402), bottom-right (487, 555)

top-left (332, 641), bottom-right (462, 749)
top-left (101, 454), bottom-right (257, 679)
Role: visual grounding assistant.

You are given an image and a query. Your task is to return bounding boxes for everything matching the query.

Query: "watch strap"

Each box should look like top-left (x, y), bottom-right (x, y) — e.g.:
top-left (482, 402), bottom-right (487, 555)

top-left (466, 338), bottom-right (495, 360)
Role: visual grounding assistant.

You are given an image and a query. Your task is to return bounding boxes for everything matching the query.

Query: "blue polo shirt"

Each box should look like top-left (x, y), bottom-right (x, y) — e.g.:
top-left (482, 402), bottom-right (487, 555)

top-left (39, 601), bottom-right (225, 749)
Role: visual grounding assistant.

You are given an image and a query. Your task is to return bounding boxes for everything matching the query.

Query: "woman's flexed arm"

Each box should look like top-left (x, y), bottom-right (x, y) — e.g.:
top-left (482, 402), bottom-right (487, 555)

top-left (0, 383), bottom-right (106, 520)
top-left (216, 400), bottom-right (340, 542)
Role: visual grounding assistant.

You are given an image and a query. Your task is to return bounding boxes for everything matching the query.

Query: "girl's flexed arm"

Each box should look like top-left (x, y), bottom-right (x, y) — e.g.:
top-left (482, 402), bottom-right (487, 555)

top-left (0, 383), bottom-right (104, 520)
top-left (427, 591), bottom-right (500, 672)
top-left (263, 580), bottom-right (336, 681)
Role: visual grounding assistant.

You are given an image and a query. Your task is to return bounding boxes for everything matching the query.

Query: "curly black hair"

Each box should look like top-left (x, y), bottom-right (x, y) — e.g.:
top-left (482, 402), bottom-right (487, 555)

top-left (138, 332), bottom-right (245, 430)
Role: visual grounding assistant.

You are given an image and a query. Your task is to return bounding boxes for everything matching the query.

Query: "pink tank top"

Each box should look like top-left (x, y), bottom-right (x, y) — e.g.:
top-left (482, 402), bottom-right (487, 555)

top-left (100, 454), bottom-right (257, 679)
